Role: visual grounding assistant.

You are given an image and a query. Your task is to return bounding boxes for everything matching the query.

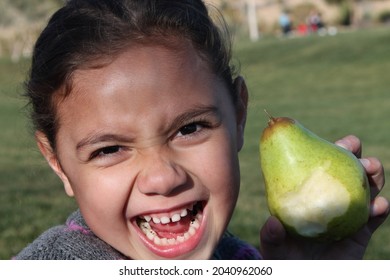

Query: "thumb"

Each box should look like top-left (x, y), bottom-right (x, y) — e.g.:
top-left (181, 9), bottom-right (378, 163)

top-left (259, 216), bottom-right (287, 259)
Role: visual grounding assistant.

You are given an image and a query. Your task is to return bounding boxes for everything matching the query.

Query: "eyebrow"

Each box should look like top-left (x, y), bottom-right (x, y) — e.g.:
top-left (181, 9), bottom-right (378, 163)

top-left (76, 105), bottom-right (220, 151)
top-left (169, 105), bottom-right (221, 131)
top-left (76, 133), bottom-right (135, 151)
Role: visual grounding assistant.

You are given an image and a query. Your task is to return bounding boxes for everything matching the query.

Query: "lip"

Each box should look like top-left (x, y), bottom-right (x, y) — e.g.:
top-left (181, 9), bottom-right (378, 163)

top-left (131, 201), bottom-right (207, 258)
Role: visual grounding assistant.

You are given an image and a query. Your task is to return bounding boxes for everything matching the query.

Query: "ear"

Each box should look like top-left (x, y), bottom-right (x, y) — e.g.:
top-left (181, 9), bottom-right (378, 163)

top-left (233, 76), bottom-right (248, 151)
top-left (35, 131), bottom-right (74, 197)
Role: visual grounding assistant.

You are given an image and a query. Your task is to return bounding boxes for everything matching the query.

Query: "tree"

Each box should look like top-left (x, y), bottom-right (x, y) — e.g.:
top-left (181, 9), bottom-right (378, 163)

top-left (325, 0), bottom-right (354, 26)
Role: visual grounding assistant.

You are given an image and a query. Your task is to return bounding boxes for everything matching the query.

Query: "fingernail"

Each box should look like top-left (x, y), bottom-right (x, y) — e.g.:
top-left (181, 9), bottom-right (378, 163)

top-left (335, 140), bottom-right (349, 150)
top-left (360, 158), bottom-right (370, 169)
top-left (369, 201), bottom-right (376, 217)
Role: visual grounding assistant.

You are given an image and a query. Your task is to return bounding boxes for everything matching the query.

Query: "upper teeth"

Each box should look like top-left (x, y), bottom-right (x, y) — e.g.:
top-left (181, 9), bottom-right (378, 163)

top-left (142, 206), bottom-right (190, 224)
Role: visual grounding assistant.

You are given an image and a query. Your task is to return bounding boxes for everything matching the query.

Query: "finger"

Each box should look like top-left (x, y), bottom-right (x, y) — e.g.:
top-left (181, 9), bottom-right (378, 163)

top-left (259, 216), bottom-right (286, 259)
top-left (368, 196), bottom-right (390, 233)
top-left (335, 135), bottom-right (362, 158)
top-left (360, 157), bottom-right (385, 199)
top-left (370, 196), bottom-right (390, 218)
top-left (340, 197), bottom-right (389, 257)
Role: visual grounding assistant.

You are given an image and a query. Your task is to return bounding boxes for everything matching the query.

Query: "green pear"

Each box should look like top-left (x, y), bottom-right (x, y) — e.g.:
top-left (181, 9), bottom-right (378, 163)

top-left (259, 113), bottom-right (370, 241)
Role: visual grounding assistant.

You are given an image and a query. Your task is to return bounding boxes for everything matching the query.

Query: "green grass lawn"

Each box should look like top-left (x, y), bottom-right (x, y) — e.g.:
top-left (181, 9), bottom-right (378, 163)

top-left (1, 27), bottom-right (390, 259)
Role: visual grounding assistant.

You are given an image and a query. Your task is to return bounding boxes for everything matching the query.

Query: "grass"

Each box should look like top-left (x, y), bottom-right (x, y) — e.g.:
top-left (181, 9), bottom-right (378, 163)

top-left (229, 27), bottom-right (390, 259)
top-left (1, 27), bottom-right (390, 259)
top-left (0, 58), bottom-right (78, 259)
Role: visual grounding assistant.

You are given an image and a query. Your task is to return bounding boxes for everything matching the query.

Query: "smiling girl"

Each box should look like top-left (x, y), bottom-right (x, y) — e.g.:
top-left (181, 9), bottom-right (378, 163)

top-left (15, 0), bottom-right (388, 260)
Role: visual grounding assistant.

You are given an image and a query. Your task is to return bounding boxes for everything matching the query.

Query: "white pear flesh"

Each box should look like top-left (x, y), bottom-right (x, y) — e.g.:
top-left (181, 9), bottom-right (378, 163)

top-left (277, 163), bottom-right (350, 237)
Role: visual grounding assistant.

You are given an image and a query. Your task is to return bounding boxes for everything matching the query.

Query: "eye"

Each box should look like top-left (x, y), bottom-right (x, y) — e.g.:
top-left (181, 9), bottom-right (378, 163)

top-left (90, 145), bottom-right (121, 159)
top-left (178, 123), bottom-right (200, 136)
top-left (176, 121), bottom-right (211, 138)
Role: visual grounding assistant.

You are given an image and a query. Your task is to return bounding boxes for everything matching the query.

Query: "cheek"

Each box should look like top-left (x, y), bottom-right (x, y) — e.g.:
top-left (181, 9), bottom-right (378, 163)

top-left (195, 137), bottom-right (240, 198)
top-left (202, 146), bottom-right (240, 237)
top-left (69, 167), bottom-right (135, 243)
top-left (67, 166), bottom-right (133, 215)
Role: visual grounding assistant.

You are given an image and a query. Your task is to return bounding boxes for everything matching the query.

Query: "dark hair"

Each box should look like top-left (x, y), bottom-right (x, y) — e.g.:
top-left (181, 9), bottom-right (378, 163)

top-left (26, 0), bottom-right (237, 149)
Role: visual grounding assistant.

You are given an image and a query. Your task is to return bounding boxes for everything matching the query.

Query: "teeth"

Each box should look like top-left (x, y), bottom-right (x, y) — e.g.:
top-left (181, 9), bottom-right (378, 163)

top-left (177, 235), bottom-right (185, 243)
top-left (160, 216), bottom-right (170, 224)
top-left (180, 209), bottom-right (187, 217)
top-left (171, 213), bottom-right (181, 222)
top-left (141, 202), bottom-right (199, 224)
top-left (139, 213), bottom-right (202, 246)
top-left (188, 226), bottom-right (196, 236)
top-left (144, 216), bottom-right (151, 222)
top-left (190, 218), bottom-right (200, 229)
top-left (146, 230), bottom-right (156, 240)
top-left (140, 222), bottom-right (151, 230)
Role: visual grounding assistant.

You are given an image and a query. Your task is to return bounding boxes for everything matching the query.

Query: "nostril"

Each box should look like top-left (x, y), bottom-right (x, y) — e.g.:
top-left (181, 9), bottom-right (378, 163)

top-left (136, 159), bottom-right (187, 196)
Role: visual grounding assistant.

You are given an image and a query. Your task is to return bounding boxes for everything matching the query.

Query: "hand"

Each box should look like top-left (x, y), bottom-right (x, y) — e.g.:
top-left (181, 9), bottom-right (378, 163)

top-left (259, 135), bottom-right (389, 259)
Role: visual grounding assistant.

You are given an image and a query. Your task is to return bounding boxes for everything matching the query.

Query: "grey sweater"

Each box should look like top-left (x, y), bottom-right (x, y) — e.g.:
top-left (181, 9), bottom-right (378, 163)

top-left (15, 210), bottom-right (261, 260)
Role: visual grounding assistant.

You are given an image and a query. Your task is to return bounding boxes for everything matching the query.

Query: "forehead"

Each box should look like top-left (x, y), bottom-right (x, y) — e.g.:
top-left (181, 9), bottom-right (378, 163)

top-left (65, 40), bottom-right (214, 96)
top-left (57, 36), bottom-right (218, 96)
top-left (55, 42), bottom-right (232, 130)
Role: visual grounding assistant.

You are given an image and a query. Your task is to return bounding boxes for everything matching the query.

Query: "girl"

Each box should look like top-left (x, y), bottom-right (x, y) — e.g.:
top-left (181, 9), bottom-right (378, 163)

top-left (16, 0), bottom-right (389, 259)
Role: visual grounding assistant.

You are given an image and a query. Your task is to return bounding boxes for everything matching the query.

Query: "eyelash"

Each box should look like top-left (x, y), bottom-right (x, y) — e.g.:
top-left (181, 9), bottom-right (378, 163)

top-left (174, 120), bottom-right (212, 139)
top-left (89, 145), bottom-right (123, 160)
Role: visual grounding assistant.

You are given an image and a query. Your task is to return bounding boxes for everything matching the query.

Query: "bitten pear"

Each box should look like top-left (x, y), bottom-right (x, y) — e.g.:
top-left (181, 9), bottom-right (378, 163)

top-left (259, 114), bottom-right (370, 241)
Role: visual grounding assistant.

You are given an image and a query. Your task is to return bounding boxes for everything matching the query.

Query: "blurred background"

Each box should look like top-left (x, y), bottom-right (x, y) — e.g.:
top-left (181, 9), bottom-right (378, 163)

top-left (1, 0), bottom-right (390, 259)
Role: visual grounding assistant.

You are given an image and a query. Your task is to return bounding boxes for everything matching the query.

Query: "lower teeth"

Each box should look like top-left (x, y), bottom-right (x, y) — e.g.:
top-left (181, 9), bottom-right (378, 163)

top-left (140, 213), bottom-right (202, 246)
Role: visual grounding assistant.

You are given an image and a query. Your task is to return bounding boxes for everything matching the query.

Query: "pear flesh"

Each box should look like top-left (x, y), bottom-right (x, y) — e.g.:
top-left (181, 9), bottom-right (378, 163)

top-left (259, 116), bottom-right (370, 241)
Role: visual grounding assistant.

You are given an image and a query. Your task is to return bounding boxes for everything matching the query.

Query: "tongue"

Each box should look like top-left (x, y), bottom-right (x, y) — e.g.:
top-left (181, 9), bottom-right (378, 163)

top-left (150, 215), bottom-right (192, 238)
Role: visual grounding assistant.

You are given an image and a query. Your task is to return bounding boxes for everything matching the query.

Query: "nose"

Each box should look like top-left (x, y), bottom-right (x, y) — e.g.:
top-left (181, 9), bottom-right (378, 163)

top-left (136, 151), bottom-right (187, 196)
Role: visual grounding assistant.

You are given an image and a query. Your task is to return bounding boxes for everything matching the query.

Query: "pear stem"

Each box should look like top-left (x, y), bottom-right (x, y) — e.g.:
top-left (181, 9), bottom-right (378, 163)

top-left (264, 109), bottom-right (276, 125)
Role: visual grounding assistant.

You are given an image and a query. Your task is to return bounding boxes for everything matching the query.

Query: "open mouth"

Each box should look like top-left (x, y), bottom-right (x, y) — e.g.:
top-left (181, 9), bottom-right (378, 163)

top-left (135, 201), bottom-right (204, 248)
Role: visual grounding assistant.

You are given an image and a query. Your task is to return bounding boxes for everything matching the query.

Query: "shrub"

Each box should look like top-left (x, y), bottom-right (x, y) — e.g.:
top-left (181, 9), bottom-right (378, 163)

top-left (378, 10), bottom-right (390, 23)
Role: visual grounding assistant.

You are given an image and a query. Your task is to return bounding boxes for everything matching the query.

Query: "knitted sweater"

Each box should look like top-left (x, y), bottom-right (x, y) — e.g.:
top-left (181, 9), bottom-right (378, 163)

top-left (15, 210), bottom-right (261, 260)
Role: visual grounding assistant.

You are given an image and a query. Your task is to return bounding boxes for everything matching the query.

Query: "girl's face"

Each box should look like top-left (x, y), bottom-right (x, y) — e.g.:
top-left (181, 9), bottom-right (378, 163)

top-left (37, 42), bottom-right (248, 259)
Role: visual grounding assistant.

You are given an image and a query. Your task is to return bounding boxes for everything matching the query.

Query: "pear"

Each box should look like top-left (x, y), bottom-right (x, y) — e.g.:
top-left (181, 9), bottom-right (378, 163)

top-left (259, 113), bottom-right (370, 241)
